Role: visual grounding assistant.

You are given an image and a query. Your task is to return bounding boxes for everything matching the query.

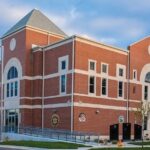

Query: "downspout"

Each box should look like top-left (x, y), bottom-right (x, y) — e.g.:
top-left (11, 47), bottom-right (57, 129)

top-left (41, 33), bottom-right (49, 130)
top-left (127, 48), bottom-right (130, 123)
top-left (0, 46), bottom-right (4, 142)
top-left (71, 36), bottom-right (75, 132)
top-left (42, 46), bottom-right (45, 130)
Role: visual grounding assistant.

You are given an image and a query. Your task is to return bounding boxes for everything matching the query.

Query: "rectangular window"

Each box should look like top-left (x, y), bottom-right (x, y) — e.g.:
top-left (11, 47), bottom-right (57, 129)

top-left (101, 63), bottom-right (108, 74)
top-left (133, 70), bottom-right (137, 80)
top-left (144, 85), bottom-right (148, 100)
top-left (11, 82), bottom-right (13, 97)
top-left (58, 55), bottom-right (68, 72)
top-left (61, 60), bottom-right (66, 70)
top-left (89, 61), bottom-right (95, 71)
top-left (119, 68), bottom-right (123, 77)
top-left (7, 83), bottom-right (9, 97)
top-left (118, 81), bottom-right (123, 97)
top-left (102, 78), bottom-right (107, 95)
top-left (60, 75), bottom-right (66, 93)
top-left (89, 76), bottom-right (95, 94)
top-left (15, 81), bottom-right (18, 96)
top-left (144, 116), bottom-right (148, 130)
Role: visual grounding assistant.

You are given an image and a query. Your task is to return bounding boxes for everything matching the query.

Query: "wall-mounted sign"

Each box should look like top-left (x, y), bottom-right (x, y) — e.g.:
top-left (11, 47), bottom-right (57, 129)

top-left (51, 114), bottom-right (60, 127)
top-left (79, 113), bottom-right (86, 122)
top-left (118, 115), bottom-right (124, 123)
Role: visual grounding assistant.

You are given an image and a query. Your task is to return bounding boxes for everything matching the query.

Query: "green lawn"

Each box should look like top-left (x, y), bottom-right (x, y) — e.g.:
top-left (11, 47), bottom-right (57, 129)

top-left (129, 141), bottom-right (150, 145)
top-left (0, 141), bottom-right (87, 149)
top-left (91, 148), bottom-right (150, 150)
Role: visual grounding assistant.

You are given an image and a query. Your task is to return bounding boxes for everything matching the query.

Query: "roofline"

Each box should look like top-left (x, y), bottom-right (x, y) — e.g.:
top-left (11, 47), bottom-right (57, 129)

top-left (1, 25), bottom-right (67, 40)
top-left (75, 35), bottom-right (128, 53)
top-left (35, 35), bottom-right (128, 55)
top-left (129, 36), bottom-right (150, 46)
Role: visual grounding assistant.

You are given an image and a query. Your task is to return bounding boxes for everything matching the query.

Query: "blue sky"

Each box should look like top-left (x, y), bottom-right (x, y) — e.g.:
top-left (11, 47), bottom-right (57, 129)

top-left (0, 0), bottom-right (150, 49)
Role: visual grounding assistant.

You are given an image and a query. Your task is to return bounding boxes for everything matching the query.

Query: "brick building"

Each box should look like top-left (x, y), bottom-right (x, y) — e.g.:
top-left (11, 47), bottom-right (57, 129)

top-left (1, 9), bottom-right (150, 140)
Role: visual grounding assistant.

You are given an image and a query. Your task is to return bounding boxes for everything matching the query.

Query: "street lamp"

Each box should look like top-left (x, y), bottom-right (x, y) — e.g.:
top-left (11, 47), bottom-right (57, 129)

top-left (0, 45), bottom-right (4, 142)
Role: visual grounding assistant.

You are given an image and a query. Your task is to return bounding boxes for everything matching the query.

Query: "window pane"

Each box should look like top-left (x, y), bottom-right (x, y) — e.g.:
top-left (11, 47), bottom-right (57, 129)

top-left (7, 83), bottom-right (9, 97)
top-left (144, 86), bottom-right (148, 100)
top-left (102, 78), bottom-right (107, 95)
top-left (15, 82), bottom-right (18, 96)
top-left (61, 75), bottom-right (66, 93)
top-left (102, 64), bottom-right (107, 73)
top-left (61, 61), bottom-right (66, 70)
top-left (7, 67), bottom-right (18, 80)
top-left (89, 76), bottom-right (95, 93)
top-left (90, 62), bottom-right (95, 71)
top-left (118, 81), bottom-right (123, 97)
top-left (11, 82), bottom-right (13, 97)
top-left (119, 68), bottom-right (123, 76)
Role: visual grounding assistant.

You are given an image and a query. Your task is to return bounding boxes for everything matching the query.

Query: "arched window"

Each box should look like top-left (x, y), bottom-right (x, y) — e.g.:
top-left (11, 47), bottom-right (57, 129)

top-left (6, 66), bottom-right (19, 98)
top-left (7, 67), bottom-right (18, 80)
top-left (144, 72), bottom-right (150, 101)
top-left (145, 72), bottom-right (150, 83)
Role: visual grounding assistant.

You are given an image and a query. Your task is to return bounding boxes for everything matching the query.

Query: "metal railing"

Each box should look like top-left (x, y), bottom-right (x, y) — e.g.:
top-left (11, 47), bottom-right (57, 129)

top-left (3, 126), bottom-right (100, 143)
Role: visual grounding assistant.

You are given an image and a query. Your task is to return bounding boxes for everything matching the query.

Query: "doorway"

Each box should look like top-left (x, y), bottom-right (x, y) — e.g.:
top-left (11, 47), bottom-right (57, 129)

top-left (5, 110), bottom-right (18, 133)
top-left (123, 123), bottom-right (131, 140)
top-left (110, 124), bottom-right (119, 140)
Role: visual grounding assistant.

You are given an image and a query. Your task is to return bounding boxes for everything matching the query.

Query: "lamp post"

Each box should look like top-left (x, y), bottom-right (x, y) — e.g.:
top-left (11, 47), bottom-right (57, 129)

top-left (0, 45), bottom-right (4, 142)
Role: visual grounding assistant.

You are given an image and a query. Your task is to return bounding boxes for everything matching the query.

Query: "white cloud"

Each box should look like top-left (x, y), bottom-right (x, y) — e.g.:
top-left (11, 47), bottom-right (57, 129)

top-left (91, 17), bottom-right (146, 38)
top-left (0, 1), bottom-right (31, 24)
top-left (99, 37), bottom-right (117, 45)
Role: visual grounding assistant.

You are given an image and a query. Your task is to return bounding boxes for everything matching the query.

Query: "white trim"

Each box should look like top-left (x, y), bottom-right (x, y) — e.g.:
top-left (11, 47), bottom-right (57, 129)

top-left (133, 69), bottom-right (137, 80)
top-left (3, 58), bottom-right (22, 82)
top-left (22, 76), bottom-right (42, 80)
top-left (88, 59), bottom-right (97, 72)
top-left (20, 94), bottom-right (71, 100)
top-left (44, 38), bottom-right (73, 51)
top-left (88, 75), bottom-right (96, 96)
top-left (74, 102), bottom-right (137, 111)
top-left (74, 93), bottom-right (141, 103)
top-left (130, 36), bottom-right (150, 46)
top-left (19, 103), bottom-right (71, 109)
top-left (58, 55), bottom-right (69, 73)
top-left (101, 62), bottom-right (109, 75)
top-left (75, 36), bottom-right (128, 55)
top-left (101, 78), bottom-right (108, 97)
top-left (116, 64), bottom-right (126, 79)
top-left (117, 81), bottom-right (124, 99)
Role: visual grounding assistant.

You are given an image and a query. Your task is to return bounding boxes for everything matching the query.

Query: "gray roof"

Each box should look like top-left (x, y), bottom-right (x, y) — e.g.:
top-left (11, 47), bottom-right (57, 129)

top-left (2, 9), bottom-right (67, 38)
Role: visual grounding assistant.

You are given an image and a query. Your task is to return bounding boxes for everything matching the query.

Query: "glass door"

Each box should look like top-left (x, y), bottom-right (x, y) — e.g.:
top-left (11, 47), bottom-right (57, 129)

top-left (5, 110), bottom-right (18, 133)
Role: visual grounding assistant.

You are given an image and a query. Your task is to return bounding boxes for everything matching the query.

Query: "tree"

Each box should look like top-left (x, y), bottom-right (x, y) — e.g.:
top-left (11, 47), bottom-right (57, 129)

top-left (134, 101), bottom-right (150, 149)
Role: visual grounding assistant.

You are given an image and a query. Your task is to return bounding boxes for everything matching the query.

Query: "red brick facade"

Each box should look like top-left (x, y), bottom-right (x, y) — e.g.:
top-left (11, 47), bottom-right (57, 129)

top-left (1, 10), bottom-right (150, 140)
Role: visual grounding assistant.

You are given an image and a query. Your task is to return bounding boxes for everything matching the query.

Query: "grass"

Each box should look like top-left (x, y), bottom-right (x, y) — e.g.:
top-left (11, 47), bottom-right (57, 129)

top-left (129, 141), bottom-right (150, 145)
top-left (91, 148), bottom-right (150, 150)
top-left (0, 141), bottom-right (87, 149)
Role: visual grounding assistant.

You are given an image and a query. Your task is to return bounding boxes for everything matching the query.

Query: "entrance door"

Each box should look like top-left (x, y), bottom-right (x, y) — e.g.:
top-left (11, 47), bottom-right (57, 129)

top-left (110, 124), bottom-right (119, 140)
top-left (134, 124), bottom-right (142, 140)
top-left (5, 110), bottom-right (18, 133)
top-left (123, 123), bottom-right (131, 140)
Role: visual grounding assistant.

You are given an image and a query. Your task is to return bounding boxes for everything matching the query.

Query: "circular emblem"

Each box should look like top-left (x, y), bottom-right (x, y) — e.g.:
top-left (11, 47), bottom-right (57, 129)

top-left (79, 113), bottom-right (86, 122)
top-left (10, 38), bottom-right (16, 51)
top-left (51, 114), bottom-right (60, 127)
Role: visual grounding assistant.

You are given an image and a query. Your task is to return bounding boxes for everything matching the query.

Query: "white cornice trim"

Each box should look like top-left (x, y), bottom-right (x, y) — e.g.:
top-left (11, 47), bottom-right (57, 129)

top-left (75, 35), bottom-right (128, 55)
top-left (74, 93), bottom-right (141, 103)
top-left (74, 102), bottom-right (137, 111)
